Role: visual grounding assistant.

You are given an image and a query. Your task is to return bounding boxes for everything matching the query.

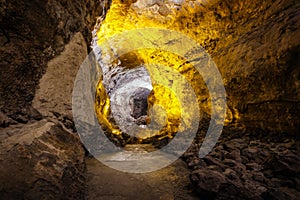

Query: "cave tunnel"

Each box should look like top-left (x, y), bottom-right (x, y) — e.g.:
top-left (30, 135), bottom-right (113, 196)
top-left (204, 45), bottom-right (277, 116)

top-left (0, 0), bottom-right (299, 199)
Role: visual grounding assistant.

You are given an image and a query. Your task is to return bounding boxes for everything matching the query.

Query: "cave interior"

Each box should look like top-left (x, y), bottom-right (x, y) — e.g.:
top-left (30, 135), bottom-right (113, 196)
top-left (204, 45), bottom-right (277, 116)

top-left (0, 0), bottom-right (299, 199)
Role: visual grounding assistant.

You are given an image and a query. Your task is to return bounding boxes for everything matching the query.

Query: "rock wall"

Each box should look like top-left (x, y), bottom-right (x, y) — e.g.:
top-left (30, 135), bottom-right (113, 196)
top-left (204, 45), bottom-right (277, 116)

top-left (0, 0), bottom-right (107, 199)
top-left (93, 0), bottom-right (300, 135)
top-left (0, 0), bottom-right (104, 123)
top-left (209, 0), bottom-right (300, 133)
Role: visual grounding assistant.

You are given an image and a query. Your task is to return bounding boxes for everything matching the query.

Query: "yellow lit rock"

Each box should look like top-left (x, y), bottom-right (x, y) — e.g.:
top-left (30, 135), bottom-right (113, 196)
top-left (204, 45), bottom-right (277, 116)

top-left (94, 0), bottom-right (222, 141)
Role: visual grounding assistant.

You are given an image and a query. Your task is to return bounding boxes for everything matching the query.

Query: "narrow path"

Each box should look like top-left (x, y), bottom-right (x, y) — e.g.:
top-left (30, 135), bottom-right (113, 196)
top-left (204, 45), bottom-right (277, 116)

top-left (85, 146), bottom-right (199, 200)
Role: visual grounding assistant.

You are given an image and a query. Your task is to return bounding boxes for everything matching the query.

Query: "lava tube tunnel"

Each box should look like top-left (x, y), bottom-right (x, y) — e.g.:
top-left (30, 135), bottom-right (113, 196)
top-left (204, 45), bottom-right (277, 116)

top-left (89, 0), bottom-right (230, 149)
top-left (0, 0), bottom-right (299, 199)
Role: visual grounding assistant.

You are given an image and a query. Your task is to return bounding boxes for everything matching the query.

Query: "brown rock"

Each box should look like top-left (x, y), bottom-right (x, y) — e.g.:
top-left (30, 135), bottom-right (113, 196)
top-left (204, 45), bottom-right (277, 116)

top-left (262, 187), bottom-right (300, 200)
top-left (0, 111), bottom-right (16, 127)
top-left (0, 120), bottom-right (86, 199)
top-left (190, 169), bottom-right (226, 199)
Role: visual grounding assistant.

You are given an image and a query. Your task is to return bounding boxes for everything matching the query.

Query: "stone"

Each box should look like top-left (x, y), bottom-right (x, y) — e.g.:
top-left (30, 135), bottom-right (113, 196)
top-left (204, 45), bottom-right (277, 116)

top-left (224, 149), bottom-right (242, 163)
top-left (129, 87), bottom-right (151, 119)
top-left (206, 165), bottom-right (223, 173)
top-left (0, 0), bottom-right (103, 121)
top-left (190, 169), bottom-right (226, 199)
top-left (223, 159), bottom-right (246, 175)
top-left (0, 111), bottom-right (16, 127)
top-left (0, 120), bottom-right (86, 199)
top-left (262, 188), bottom-right (300, 200)
top-left (241, 146), bottom-right (271, 164)
top-left (246, 163), bottom-right (263, 171)
top-left (252, 172), bottom-right (266, 183)
top-left (134, 115), bottom-right (149, 125)
top-left (223, 139), bottom-right (247, 151)
top-left (203, 155), bottom-right (226, 170)
top-left (32, 32), bottom-right (88, 120)
top-left (223, 168), bottom-right (239, 181)
top-left (28, 107), bottom-right (43, 121)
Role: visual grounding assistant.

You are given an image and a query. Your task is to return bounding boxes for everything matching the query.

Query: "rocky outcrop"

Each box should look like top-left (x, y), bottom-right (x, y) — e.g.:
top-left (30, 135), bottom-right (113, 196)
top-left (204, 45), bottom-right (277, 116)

top-left (0, 120), bottom-right (86, 199)
top-left (186, 127), bottom-right (300, 200)
top-left (0, 0), bottom-right (104, 122)
top-left (0, 0), bottom-right (107, 199)
top-left (32, 32), bottom-right (87, 122)
top-left (0, 27), bottom-right (96, 198)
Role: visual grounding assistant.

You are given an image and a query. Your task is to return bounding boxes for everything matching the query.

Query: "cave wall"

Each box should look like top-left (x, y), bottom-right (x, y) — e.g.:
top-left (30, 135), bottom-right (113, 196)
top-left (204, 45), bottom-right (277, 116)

top-left (0, 0), bottom-right (107, 199)
top-left (94, 0), bottom-right (300, 135)
top-left (90, 1), bottom-right (300, 197)
top-left (182, 0), bottom-right (300, 133)
top-left (209, 0), bottom-right (300, 133)
top-left (0, 0), bottom-right (104, 123)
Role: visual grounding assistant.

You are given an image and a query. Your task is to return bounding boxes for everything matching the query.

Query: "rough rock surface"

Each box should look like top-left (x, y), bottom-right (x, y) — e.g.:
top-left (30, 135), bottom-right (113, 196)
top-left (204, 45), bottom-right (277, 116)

top-left (184, 126), bottom-right (300, 200)
top-left (129, 87), bottom-right (151, 119)
top-left (92, 0), bottom-right (300, 198)
top-left (0, 120), bottom-right (86, 199)
top-left (95, 0), bottom-right (300, 134)
top-left (209, 0), bottom-right (300, 133)
top-left (32, 32), bottom-right (87, 122)
top-left (0, 32), bottom-right (89, 199)
top-left (0, 0), bottom-right (105, 199)
top-left (0, 0), bottom-right (103, 122)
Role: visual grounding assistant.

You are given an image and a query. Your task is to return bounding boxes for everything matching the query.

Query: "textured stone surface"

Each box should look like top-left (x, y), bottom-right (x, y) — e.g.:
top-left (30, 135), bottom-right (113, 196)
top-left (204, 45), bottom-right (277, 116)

top-left (0, 32), bottom-right (90, 199)
top-left (210, 0), bottom-right (300, 133)
top-left (94, 0), bottom-right (300, 134)
top-left (0, 0), bottom-right (106, 199)
top-left (184, 126), bottom-right (300, 200)
top-left (0, 120), bottom-right (86, 199)
top-left (92, 1), bottom-right (300, 197)
top-left (129, 87), bottom-right (151, 119)
top-left (33, 32), bottom-right (87, 121)
top-left (0, 0), bottom-right (103, 122)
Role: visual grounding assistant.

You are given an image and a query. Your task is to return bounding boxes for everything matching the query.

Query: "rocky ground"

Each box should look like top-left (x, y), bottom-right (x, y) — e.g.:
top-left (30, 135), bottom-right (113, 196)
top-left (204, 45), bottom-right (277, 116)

top-left (184, 126), bottom-right (299, 199)
top-left (0, 120), bottom-right (86, 199)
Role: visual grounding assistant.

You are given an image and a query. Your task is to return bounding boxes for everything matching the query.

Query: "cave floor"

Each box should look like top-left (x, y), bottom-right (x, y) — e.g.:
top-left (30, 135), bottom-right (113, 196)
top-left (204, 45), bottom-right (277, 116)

top-left (85, 150), bottom-right (199, 200)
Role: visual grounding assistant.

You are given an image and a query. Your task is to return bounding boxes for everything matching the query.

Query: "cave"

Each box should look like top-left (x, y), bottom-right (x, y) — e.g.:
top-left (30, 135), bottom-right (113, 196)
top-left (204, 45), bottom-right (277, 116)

top-left (0, 0), bottom-right (299, 199)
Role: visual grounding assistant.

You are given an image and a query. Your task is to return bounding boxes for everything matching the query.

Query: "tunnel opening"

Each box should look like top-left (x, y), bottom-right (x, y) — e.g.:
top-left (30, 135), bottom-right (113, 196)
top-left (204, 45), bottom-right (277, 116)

top-left (93, 47), bottom-right (210, 148)
top-left (91, 0), bottom-right (231, 150)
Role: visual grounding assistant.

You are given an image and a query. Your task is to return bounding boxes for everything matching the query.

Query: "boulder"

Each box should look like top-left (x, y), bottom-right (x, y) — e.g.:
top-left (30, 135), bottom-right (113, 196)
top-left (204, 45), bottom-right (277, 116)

top-left (0, 120), bottom-right (86, 199)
